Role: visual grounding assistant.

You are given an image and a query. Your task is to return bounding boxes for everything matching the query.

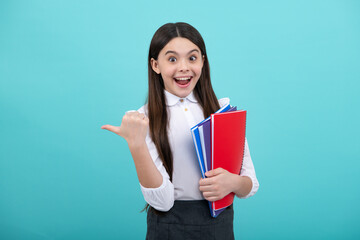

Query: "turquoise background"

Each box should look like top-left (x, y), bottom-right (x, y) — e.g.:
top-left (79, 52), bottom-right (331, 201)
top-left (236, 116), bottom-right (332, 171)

top-left (1, 0), bottom-right (359, 239)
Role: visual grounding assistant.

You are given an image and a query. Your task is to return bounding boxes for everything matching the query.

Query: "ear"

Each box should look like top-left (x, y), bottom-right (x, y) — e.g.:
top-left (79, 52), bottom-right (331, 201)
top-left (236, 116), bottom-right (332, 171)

top-left (150, 58), bottom-right (161, 74)
top-left (201, 55), bottom-right (205, 67)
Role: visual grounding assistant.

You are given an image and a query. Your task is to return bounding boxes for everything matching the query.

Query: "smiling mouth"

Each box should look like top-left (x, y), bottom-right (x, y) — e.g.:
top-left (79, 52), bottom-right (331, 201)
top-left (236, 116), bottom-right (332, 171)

top-left (174, 76), bottom-right (192, 86)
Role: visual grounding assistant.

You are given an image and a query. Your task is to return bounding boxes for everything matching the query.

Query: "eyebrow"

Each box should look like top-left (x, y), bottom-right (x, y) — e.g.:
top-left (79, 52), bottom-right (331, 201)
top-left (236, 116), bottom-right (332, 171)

top-left (165, 49), bottom-right (200, 55)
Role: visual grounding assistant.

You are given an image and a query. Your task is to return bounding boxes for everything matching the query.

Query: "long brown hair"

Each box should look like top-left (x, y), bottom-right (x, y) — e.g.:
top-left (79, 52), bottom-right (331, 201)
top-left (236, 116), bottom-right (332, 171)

top-left (145, 22), bottom-right (220, 212)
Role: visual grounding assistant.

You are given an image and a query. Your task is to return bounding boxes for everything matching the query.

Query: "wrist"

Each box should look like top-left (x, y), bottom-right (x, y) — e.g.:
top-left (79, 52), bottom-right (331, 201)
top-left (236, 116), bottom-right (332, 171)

top-left (128, 140), bottom-right (147, 152)
top-left (230, 174), bottom-right (243, 193)
top-left (234, 175), bottom-right (252, 198)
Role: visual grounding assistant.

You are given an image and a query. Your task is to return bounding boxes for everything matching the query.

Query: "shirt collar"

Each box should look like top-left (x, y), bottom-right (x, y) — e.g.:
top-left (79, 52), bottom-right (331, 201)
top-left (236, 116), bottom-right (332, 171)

top-left (164, 90), bottom-right (198, 106)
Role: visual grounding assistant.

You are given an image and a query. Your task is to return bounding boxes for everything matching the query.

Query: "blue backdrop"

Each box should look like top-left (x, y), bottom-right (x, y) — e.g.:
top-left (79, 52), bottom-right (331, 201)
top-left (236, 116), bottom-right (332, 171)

top-left (1, 0), bottom-right (359, 239)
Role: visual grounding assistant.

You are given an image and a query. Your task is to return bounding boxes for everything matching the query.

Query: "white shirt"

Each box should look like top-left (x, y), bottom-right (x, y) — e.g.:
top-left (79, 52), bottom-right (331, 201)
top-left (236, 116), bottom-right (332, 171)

top-left (137, 90), bottom-right (259, 211)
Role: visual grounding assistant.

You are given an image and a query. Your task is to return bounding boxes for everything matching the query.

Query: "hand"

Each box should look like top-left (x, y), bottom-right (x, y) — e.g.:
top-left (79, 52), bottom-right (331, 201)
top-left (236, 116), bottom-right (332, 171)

top-left (101, 111), bottom-right (149, 147)
top-left (199, 168), bottom-right (236, 202)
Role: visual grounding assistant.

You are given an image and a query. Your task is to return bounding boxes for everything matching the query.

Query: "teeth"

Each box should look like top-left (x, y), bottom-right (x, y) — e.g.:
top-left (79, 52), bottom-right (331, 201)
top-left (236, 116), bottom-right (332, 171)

top-left (175, 77), bottom-right (191, 81)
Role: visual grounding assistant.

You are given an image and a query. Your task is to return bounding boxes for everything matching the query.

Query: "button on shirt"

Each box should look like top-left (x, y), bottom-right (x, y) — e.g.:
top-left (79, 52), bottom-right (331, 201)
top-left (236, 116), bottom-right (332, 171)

top-left (137, 90), bottom-right (259, 211)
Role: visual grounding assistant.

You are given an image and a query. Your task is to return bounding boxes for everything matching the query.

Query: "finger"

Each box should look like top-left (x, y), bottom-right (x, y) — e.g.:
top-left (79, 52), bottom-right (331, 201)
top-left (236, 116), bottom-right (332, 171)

top-left (126, 111), bottom-right (146, 121)
top-left (199, 185), bottom-right (213, 192)
top-left (202, 191), bottom-right (219, 198)
top-left (138, 113), bottom-right (146, 120)
top-left (101, 124), bottom-right (120, 134)
top-left (205, 196), bottom-right (221, 202)
top-left (199, 177), bottom-right (213, 186)
top-left (143, 115), bottom-right (149, 123)
top-left (132, 112), bottom-right (149, 123)
top-left (205, 168), bottom-right (224, 177)
top-left (125, 110), bottom-right (139, 118)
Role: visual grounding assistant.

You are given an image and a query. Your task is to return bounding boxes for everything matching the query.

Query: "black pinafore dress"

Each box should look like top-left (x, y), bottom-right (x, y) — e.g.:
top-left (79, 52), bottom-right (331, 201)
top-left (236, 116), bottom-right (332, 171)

top-left (146, 200), bottom-right (234, 240)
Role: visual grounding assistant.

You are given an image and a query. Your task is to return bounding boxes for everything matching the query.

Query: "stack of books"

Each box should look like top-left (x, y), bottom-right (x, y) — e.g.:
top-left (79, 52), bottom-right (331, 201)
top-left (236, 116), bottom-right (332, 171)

top-left (191, 103), bottom-right (247, 217)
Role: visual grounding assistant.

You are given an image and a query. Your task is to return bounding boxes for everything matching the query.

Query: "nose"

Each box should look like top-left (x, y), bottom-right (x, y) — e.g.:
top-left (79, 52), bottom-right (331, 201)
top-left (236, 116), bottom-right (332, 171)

top-left (178, 59), bottom-right (189, 72)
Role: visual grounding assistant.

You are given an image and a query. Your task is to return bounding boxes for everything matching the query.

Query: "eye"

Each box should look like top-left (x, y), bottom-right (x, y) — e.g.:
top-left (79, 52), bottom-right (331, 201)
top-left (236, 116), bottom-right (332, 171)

top-left (169, 57), bottom-right (177, 62)
top-left (189, 56), bottom-right (197, 61)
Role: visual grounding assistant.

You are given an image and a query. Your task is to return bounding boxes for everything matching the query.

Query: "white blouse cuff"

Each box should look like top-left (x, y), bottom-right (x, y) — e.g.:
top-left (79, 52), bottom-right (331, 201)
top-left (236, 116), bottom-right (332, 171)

top-left (139, 176), bottom-right (174, 211)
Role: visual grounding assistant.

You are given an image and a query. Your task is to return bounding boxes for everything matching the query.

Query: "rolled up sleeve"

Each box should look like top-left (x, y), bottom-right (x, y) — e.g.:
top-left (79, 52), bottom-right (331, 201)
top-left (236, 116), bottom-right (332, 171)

top-left (140, 174), bottom-right (174, 211)
top-left (238, 138), bottom-right (259, 199)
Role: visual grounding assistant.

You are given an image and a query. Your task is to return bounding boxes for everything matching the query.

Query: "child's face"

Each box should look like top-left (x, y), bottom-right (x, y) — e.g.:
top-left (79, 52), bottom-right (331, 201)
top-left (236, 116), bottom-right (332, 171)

top-left (151, 37), bottom-right (204, 98)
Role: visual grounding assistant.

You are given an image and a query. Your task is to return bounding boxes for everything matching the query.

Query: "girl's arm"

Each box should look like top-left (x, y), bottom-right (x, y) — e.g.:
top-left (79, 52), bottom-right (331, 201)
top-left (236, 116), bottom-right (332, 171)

top-left (101, 111), bottom-right (163, 188)
top-left (128, 140), bottom-right (163, 188)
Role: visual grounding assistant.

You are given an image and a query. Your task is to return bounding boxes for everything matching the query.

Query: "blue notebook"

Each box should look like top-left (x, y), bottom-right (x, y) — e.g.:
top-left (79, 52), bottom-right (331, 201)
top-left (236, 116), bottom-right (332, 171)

top-left (191, 103), bottom-right (231, 177)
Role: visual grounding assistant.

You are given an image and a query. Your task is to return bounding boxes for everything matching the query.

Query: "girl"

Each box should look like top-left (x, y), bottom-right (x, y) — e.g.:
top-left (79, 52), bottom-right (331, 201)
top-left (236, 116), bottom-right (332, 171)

top-left (101, 22), bottom-right (259, 240)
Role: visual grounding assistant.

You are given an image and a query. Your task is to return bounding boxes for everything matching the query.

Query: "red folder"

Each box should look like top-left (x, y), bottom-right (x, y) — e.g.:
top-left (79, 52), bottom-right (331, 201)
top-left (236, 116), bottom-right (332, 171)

top-left (211, 110), bottom-right (246, 211)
